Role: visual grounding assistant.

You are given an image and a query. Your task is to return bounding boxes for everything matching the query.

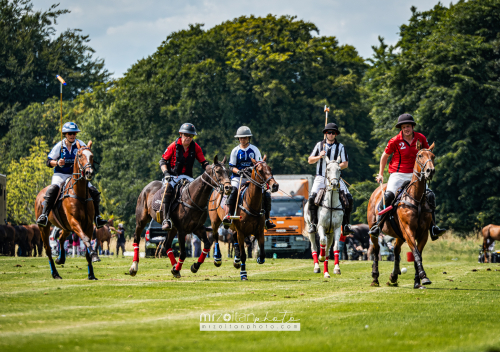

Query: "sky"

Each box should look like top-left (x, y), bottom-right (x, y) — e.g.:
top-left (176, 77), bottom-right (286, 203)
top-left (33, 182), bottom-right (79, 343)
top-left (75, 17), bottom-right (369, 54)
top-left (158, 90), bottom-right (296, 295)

top-left (31, 0), bottom-right (441, 78)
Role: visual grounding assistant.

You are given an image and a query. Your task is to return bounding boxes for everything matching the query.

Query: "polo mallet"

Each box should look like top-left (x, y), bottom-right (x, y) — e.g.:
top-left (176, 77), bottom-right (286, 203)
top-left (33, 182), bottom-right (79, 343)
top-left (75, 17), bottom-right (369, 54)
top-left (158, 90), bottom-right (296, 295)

top-left (229, 173), bottom-right (244, 221)
top-left (324, 105), bottom-right (329, 127)
top-left (56, 75), bottom-right (67, 160)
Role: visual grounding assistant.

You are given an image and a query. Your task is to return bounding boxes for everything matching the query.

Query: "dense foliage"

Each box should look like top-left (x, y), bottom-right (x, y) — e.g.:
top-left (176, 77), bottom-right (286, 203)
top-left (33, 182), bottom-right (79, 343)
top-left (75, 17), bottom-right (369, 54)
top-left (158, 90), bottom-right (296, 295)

top-left (365, 0), bottom-right (500, 232)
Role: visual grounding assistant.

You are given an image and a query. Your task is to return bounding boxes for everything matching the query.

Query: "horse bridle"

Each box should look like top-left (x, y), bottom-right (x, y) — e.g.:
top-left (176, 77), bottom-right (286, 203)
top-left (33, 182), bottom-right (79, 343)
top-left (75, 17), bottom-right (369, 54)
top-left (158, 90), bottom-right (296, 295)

top-left (73, 147), bottom-right (94, 182)
top-left (201, 162), bottom-right (230, 193)
top-left (413, 148), bottom-right (434, 181)
top-left (240, 161), bottom-right (274, 190)
top-left (324, 160), bottom-right (341, 191)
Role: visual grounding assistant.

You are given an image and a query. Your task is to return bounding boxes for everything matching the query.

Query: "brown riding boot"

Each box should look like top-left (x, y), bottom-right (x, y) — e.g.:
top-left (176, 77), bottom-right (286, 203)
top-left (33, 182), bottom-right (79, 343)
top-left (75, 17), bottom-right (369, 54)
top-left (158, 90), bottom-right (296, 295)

top-left (161, 185), bottom-right (174, 231)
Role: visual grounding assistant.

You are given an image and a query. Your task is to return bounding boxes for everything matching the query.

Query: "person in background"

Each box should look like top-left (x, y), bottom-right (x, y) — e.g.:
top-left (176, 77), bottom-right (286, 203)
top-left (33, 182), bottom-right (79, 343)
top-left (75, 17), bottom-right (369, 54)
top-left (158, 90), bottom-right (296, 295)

top-left (115, 223), bottom-right (126, 257)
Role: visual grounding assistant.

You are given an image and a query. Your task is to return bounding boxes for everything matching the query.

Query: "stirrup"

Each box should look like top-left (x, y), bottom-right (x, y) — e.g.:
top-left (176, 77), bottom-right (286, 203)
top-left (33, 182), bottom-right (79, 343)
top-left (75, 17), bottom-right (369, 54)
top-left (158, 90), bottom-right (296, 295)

top-left (37, 214), bottom-right (49, 227)
top-left (162, 219), bottom-right (172, 231)
top-left (95, 216), bottom-right (107, 229)
top-left (368, 224), bottom-right (380, 236)
top-left (430, 226), bottom-right (446, 241)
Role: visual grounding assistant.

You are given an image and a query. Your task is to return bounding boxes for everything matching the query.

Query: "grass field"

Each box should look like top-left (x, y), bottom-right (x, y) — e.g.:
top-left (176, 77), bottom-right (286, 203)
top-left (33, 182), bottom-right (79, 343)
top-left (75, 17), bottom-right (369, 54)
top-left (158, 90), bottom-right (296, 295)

top-left (1, 237), bottom-right (499, 352)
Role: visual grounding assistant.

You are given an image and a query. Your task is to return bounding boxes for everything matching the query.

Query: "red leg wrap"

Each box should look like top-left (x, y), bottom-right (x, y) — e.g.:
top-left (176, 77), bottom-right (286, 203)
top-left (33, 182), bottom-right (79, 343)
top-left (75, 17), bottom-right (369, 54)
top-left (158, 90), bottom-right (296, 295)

top-left (175, 259), bottom-right (184, 271)
top-left (133, 244), bottom-right (139, 262)
top-left (312, 251), bottom-right (319, 264)
top-left (334, 250), bottom-right (339, 265)
top-left (198, 248), bottom-right (209, 263)
top-left (320, 244), bottom-right (326, 258)
top-left (324, 257), bottom-right (329, 273)
top-left (166, 248), bottom-right (177, 266)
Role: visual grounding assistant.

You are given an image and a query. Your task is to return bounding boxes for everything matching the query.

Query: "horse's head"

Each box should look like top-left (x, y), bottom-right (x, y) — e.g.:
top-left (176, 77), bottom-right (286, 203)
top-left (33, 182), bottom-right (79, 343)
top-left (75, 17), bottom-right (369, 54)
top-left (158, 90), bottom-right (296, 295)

top-left (416, 140), bottom-right (436, 181)
top-left (75, 141), bottom-right (94, 181)
top-left (207, 155), bottom-right (232, 195)
top-left (250, 155), bottom-right (279, 193)
top-left (324, 155), bottom-right (341, 190)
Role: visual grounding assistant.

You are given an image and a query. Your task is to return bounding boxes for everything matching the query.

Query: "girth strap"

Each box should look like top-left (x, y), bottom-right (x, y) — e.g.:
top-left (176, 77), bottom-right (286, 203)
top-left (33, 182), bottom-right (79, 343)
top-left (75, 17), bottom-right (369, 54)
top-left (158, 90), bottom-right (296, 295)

top-left (64, 194), bottom-right (93, 204)
top-left (238, 204), bottom-right (264, 217)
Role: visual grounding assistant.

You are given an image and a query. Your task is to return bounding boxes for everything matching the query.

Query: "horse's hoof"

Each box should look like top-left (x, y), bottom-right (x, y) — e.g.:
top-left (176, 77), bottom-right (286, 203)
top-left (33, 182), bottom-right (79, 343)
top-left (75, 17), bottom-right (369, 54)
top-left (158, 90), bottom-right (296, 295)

top-left (257, 257), bottom-right (265, 264)
top-left (129, 262), bottom-right (138, 276)
top-left (241, 276), bottom-right (248, 281)
top-left (314, 267), bottom-right (321, 274)
top-left (324, 272), bottom-right (330, 278)
top-left (333, 269), bottom-right (341, 275)
top-left (171, 268), bottom-right (181, 278)
top-left (214, 260), bottom-right (222, 267)
top-left (371, 281), bottom-right (380, 287)
top-left (55, 258), bottom-right (65, 265)
top-left (91, 254), bottom-right (101, 263)
top-left (233, 262), bottom-right (241, 269)
top-left (88, 276), bottom-right (98, 280)
top-left (386, 281), bottom-right (398, 287)
top-left (414, 284), bottom-right (426, 289)
top-left (52, 274), bottom-right (62, 280)
top-left (191, 263), bottom-right (199, 274)
top-left (421, 277), bottom-right (432, 285)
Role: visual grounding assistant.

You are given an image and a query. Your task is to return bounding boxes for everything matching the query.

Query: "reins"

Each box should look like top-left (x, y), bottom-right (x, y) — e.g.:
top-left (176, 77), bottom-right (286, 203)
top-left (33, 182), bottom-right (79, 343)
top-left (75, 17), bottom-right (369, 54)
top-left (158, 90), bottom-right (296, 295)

top-left (239, 161), bottom-right (274, 217)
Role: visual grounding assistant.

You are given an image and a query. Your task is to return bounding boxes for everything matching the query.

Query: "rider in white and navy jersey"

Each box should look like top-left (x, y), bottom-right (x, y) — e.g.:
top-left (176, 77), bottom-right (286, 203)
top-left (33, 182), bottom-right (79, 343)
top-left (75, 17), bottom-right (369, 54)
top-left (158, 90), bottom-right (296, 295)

top-left (307, 122), bottom-right (354, 235)
top-left (222, 126), bottom-right (276, 229)
top-left (36, 122), bottom-right (107, 228)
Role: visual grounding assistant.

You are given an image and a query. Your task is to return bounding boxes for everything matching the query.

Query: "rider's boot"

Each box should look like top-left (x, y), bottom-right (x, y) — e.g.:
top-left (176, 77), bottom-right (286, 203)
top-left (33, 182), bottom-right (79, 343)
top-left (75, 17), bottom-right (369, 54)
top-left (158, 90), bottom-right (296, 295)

top-left (307, 193), bottom-right (318, 233)
top-left (37, 185), bottom-right (60, 227)
top-left (427, 190), bottom-right (446, 241)
top-left (161, 184), bottom-right (174, 231)
top-left (89, 186), bottom-right (107, 228)
top-left (368, 191), bottom-right (395, 236)
top-left (341, 191), bottom-right (354, 235)
top-left (222, 186), bottom-right (238, 229)
top-left (263, 191), bottom-right (276, 229)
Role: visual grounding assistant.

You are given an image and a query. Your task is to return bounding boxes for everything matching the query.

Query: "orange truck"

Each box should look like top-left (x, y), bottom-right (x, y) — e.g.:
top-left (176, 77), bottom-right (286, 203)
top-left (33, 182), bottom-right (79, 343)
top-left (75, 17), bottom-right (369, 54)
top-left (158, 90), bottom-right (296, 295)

top-left (260, 175), bottom-right (314, 258)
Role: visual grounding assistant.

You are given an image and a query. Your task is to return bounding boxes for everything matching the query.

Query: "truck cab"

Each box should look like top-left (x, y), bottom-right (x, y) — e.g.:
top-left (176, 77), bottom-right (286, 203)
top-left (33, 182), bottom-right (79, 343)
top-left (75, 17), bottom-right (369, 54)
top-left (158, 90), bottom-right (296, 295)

top-left (262, 175), bottom-right (314, 258)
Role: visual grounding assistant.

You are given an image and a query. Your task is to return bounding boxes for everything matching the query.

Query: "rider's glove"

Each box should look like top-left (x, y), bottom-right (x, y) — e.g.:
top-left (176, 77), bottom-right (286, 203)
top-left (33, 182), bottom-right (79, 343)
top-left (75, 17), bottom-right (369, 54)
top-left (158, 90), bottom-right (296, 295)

top-left (163, 170), bottom-right (172, 182)
top-left (238, 167), bottom-right (251, 176)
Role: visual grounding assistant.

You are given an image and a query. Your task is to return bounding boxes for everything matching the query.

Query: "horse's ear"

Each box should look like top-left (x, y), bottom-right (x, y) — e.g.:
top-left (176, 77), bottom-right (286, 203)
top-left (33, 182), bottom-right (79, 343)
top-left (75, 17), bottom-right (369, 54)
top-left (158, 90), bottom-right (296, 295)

top-left (213, 155), bottom-right (219, 164)
top-left (336, 155), bottom-right (341, 163)
top-left (263, 155), bottom-right (267, 162)
top-left (429, 142), bottom-right (435, 152)
top-left (222, 156), bottom-right (227, 164)
top-left (325, 155), bottom-right (330, 164)
top-left (87, 141), bottom-right (93, 149)
top-left (416, 139), bottom-right (422, 150)
top-left (251, 158), bottom-right (256, 164)
top-left (76, 141), bottom-right (81, 149)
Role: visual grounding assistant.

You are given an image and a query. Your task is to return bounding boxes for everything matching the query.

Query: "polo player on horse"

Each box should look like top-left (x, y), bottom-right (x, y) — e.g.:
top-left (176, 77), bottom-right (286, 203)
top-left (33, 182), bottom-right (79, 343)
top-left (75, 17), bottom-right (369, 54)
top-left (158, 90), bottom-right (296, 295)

top-left (36, 122), bottom-right (107, 228)
top-left (369, 113), bottom-right (446, 240)
top-left (307, 122), bottom-right (354, 235)
top-left (159, 123), bottom-right (209, 231)
top-left (222, 126), bottom-right (276, 230)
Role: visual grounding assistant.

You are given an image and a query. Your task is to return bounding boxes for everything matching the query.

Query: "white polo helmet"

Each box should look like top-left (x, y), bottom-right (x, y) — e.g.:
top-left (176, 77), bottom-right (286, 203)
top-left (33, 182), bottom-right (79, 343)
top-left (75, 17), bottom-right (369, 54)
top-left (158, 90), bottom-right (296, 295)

top-left (234, 126), bottom-right (253, 138)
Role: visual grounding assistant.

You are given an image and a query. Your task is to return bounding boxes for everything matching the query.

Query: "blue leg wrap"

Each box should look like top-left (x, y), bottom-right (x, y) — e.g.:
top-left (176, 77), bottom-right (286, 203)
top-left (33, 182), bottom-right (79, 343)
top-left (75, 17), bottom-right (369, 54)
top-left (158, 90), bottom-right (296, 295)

top-left (257, 256), bottom-right (265, 264)
top-left (214, 243), bottom-right (221, 259)
top-left (49, 259), bottom-right (57, 276)
top-left (240, 263), bottom-right (247, 280)
top-left (57, 246), bottom-right (66, 263)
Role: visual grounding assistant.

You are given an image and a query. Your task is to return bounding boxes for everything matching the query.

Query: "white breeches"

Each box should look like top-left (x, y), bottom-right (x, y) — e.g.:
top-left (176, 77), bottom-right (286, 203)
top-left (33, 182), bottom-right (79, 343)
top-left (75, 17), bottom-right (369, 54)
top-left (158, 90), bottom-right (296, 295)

top-left (310, 175), bottom-right (349, 195)
top-left (386, 172), bottom-right (428, 194)
top-left (52, 173), bottom-right (93, 188)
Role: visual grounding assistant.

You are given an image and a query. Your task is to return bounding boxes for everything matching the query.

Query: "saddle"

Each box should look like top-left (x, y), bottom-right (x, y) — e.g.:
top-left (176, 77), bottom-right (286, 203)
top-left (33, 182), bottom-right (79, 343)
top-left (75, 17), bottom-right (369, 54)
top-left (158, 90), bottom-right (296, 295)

top-left (151, 180), bottom-right (188, 222)
top-left (314, 188), bottom-right (347, 209)
top-left (51, 178), bottom-right (93, 232)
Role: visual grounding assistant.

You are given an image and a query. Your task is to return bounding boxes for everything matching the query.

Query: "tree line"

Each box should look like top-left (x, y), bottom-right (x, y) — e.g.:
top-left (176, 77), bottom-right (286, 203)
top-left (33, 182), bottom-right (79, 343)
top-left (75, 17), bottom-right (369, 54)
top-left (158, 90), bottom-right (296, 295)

top-left (1, 0), bottom-right (499, 233)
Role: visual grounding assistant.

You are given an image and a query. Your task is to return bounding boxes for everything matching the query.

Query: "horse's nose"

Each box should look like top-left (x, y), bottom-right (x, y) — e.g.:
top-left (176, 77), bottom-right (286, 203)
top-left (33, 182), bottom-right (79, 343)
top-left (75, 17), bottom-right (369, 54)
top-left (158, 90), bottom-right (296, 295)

top-left (224, 184), bottom-right (232, 194)
top-left (271, 182), bottom-right (279, 193)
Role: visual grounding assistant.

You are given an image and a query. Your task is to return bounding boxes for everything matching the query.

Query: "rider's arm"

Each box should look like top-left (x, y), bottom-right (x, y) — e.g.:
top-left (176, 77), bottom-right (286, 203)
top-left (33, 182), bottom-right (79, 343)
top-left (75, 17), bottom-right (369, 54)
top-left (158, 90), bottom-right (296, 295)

top-left (339, 146), bottom-right (349, 170)
top-left (308, 142), bottom-right (325, 164)
top-left (159, 143), bottom-right (175, 174)
top-left (376, 152), bottom-right (390, 182)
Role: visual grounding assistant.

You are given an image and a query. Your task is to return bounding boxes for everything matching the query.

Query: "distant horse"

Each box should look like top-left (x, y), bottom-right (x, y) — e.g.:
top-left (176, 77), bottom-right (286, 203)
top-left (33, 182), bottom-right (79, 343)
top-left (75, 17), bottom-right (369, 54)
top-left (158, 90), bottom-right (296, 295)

top-left (129, 156), bottom-right (232, 277)
top-left (304, 155), bottom-right (344, 278)
top-left (209, 157), bottom-right (278, 280)
top-left (21, 225), bottom-right (36, 256)
top-left (94, 219), bottom-right (113, 254)
top-left (218, 227), bottom-right (235, 258)
top-left (367, 141), bottom-right (436, 289)
top-left (482, 224), bottom-right (500, 263)
top-left (1, 225), bottom-right (16, 256)
top-left (30, 225), bottom-right (42, 257)
top-left (14, 225), bottom-right (28, 256)
top-left (35, 141), bottom-right (100, 280)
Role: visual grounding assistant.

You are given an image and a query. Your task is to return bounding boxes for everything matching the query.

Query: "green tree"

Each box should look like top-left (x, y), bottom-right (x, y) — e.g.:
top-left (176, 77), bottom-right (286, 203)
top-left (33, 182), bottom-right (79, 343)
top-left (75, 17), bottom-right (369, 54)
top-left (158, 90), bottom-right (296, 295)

top-left (6, 138), bottom-right (52, 224)
top-left (365, 1), bottom-right (500, 232)
top-left (0, 0), bottom-right (110, 139)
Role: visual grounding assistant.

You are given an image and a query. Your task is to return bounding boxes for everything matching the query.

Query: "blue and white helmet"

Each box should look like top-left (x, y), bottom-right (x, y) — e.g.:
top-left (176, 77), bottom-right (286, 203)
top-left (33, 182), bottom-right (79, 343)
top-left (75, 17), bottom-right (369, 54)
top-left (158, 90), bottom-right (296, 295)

top-left (62, 122), bottom-right (81, 133)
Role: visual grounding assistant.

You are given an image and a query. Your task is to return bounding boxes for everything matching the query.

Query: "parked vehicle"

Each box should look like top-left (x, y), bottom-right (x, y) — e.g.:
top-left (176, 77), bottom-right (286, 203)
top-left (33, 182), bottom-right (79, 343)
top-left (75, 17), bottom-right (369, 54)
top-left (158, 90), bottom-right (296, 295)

top-left (260, 175), bottom-right (314, 258)
top-left (144, 219), bottom-right (191, 258)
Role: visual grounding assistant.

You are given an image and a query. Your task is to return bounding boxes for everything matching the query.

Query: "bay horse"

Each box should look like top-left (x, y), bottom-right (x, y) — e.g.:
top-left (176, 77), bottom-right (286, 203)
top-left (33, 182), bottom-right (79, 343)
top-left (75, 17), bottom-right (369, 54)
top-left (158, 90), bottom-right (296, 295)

top-left (304, 155), bottom-right (344, 278)
top-left (482, 224), bottom-right (500, 263)
top-left (94, 219), bottom-right (113, 254)
top-left (129, 156), bottom-right (231, 277)
top-left (209, 157), bottom-right (278, 280)
top-left (35, 141), bottom-right (100, 280)
top-left (367, 141), bottom-right (436, 289)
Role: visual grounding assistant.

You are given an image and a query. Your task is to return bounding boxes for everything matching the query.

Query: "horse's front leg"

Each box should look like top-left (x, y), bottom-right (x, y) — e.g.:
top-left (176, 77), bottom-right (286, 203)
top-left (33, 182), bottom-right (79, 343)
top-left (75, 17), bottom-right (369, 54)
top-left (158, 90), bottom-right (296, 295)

top-left (171, 230), bottom-right (184, 278)
top-left (40, 225), bottom-right (62, 279)
top-left (308, 229), bottom-right (320, 273)
top-left (256, 231), bottom-right (266, 265)
top-left (318, 225), bottom-right (327, 262)
top-left (212, 221), bottom-right (223, 267)
top-left (413, 231), bottom-right (431, 288)
top-left (71, 220), bottom-right (100, 264)
top-left (370, 234), bottom-right (380, 286)
top-left (388, 238), bottom-right (404, 286)
top-left (233, 232), bottom-right (241, 269)
top-left (191, 228), bottom-right (210, 273)
top-left (55, 230), bottom-right (70, 265)
top-left (237, 232), bottom-right (247, 280)
top-left (332, 224), bottom-right (341, 275)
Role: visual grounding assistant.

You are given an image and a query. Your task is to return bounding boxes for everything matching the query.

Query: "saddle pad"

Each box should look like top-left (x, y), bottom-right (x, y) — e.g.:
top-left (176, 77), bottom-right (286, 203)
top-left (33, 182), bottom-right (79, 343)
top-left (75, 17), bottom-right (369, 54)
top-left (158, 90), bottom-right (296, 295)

top-left (394, 180), bottom-right (411, 205)
top-left (152, 186), bottom-right (166, 212)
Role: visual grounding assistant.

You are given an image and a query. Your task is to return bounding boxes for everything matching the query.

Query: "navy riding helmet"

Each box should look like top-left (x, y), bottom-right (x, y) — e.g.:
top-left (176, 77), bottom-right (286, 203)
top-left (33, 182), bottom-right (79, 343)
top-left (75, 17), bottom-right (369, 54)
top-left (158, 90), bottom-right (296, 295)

top-left (179, 123), bottom-right (197, 136)
top-left (62, 122), bottom-right (81, 133)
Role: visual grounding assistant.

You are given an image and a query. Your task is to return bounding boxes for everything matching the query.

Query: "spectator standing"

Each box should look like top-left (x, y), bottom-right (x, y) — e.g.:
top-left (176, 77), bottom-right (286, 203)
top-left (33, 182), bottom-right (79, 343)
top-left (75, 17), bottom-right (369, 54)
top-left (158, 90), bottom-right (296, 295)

top-left (116, 224), bottom-right (126, 257)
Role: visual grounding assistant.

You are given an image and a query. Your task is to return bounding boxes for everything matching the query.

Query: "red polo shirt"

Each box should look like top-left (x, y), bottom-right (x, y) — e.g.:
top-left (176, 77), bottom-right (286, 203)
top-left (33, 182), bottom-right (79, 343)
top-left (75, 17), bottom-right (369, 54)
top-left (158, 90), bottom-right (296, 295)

top-left (162, 139), bottom-right (206, 174)
top-left (385, 131), bottom-right (429, 173)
